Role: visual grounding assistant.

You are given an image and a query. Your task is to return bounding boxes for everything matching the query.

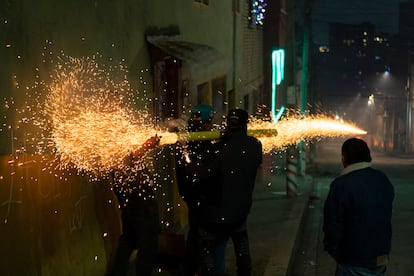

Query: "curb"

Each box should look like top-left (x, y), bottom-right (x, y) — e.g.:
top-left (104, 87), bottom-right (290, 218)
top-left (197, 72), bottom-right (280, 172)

top-left (263, 175), bottom-right (313, 276)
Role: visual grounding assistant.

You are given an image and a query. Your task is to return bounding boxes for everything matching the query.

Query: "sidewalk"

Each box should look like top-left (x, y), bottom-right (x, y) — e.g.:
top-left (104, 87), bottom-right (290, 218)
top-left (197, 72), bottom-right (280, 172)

top-left (153, 156), bottom-right (316, 276)
top-left (223, 167), bottom-right (314, 276)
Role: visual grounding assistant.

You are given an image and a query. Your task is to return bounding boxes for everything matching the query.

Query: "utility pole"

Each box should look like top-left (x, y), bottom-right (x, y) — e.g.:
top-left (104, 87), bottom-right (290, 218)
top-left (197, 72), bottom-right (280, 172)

top-left (283, 0), bottom-right (300, 198)
top-left (298, 0), bottom-right (312, 176)
top-left (407, 58), bottom-right (414, 153)
top-left (301, 0), bottom-right (310, 113)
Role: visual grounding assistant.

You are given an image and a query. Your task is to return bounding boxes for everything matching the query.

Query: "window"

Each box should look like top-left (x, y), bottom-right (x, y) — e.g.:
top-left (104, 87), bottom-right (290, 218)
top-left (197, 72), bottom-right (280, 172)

top-left (228, 89), bottom-right (236, 110)
top-left (233, 0), bottom-right (240, 13)
top-left (248, 0), bottom-right (267, 28)
top-left (194, 0), bottom-right (209, 6)
top-left (212, 76), bottom-right (226, 119)
top-left (244, 94), bottom-right (250, 112)
top-left (251, 89), bottom-right (258, 115)
top-left (197, 82), bottom-right (210, 104)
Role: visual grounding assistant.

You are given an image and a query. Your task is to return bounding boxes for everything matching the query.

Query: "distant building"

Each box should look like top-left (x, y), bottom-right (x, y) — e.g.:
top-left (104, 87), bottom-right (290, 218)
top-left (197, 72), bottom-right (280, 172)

top-left (313, 21), bottom-right (406, 151)
top-left (398, 1), bottom-right (414, 152)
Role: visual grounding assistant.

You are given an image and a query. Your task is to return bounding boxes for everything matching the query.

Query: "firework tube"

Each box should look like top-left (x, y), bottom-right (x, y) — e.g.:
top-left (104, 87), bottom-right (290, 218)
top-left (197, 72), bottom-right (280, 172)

top-left (176, 129), bottom-right (278, 141)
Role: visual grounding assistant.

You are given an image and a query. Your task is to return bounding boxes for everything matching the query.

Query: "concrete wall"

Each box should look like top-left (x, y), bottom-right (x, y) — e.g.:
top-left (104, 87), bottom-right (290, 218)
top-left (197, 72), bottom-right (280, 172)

top-left (0, 149), bottom-right (189, 275)
top-left (1, 0), bottom-right (248, 152)
top-left (0, 155), bottom-right (117, 275)
top-left (144, 0), bottom-right (235, 115)
top-left (241, 0), bottom-right (264, 114)
top-left (1, 0), bottom-right (153, 155)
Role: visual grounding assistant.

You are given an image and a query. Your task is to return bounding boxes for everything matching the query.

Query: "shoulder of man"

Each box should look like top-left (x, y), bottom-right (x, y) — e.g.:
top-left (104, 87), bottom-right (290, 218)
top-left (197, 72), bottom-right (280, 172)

top-left (246, 135), bottom-right (263, 150)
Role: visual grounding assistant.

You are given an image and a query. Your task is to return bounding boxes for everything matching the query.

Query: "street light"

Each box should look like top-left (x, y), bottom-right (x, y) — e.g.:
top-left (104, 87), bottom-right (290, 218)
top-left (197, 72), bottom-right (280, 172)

top-left (368, 94), bottom-right (375, 107)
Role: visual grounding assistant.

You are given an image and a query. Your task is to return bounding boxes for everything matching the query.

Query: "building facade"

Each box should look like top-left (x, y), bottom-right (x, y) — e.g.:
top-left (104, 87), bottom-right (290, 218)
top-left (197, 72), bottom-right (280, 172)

top-left (0, 1), bottom-right (291, 274)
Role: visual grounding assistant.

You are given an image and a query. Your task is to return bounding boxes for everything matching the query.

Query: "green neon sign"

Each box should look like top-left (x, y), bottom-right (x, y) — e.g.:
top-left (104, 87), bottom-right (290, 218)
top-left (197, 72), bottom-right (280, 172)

top-left (271, 49), bottom-right (285, 122)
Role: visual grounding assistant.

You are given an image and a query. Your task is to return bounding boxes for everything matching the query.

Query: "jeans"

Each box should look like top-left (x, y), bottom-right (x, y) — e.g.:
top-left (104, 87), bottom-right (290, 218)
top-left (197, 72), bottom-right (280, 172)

top-left (181, 210), bottom-right (227, 276)
top-left (111, 198), bottom-right (159, 276)
top-left (214, 241), bottom-right (227, 274)
top-left (335, 263), bottom-right (387, 276)
top-left (199, 220), bottom-right (251, 276)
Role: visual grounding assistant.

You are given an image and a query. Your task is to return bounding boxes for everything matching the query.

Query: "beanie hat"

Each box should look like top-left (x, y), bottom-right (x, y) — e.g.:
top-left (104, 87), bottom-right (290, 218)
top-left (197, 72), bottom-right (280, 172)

top-left (191, 104), bottom-right (214, 122)
top-left (227, 108), bottom-right (248, 129)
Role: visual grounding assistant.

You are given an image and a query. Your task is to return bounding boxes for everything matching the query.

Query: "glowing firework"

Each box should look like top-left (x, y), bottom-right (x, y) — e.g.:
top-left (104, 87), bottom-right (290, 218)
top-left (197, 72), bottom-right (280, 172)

top-left (249, 115), bottom-right (367, 153)
top-left (33, 54), bottom-right (281, 175)
top-left (35, 55), bottom-right (162, 175)
top-left (166, 116), bottom-right (364, 155)
top-left (32, 54), bottom-right (366, 176)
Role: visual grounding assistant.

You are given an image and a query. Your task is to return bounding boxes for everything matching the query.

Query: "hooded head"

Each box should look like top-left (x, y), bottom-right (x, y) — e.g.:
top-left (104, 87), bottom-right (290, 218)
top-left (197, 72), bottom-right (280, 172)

top-left (341, 137), bottom-right (372, 167)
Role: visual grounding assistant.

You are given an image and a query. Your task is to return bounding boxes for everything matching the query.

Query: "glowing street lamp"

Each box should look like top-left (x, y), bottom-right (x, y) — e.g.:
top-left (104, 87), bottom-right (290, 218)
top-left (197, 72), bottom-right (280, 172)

top-left (368, 94), bottom-right (375, 106)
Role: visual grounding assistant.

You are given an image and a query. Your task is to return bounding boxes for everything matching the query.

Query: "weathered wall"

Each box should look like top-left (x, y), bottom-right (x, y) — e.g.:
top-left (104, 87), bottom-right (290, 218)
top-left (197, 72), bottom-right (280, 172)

top-left (0, 150), bottom-right (187, 275)
top-left (0, 0), bottom-right (240, 153)
top-left (0, 0), bottom-right (152, 155)
top-left (144, 0), bottom-right (234, 87)
top-left (0, 155), bottom-right (119, 275)
top-left (241, 0), bottom-right (264, 111)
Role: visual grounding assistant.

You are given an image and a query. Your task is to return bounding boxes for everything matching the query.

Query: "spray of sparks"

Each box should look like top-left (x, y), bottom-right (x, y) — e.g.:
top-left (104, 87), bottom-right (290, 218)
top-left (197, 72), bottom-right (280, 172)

top-left (249, 114), bottom-right (367, 153)
top-left (30, 54), bottom-right (366, 176)
top-left (34, 54), bottom-right (174, 176)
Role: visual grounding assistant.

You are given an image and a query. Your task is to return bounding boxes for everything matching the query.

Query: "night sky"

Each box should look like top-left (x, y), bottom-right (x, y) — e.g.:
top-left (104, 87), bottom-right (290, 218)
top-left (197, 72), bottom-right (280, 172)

top-left (312, 0), bottom-right (400, 44)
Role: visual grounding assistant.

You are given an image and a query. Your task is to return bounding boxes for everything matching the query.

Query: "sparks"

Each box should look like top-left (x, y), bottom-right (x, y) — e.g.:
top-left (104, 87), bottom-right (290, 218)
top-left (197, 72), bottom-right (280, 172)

top-left (30, 53), bottom-right (366, 176)
top-left (35, 54), bottom-right (166, 175)
top-left (249, 114), bottom-right (367, 153)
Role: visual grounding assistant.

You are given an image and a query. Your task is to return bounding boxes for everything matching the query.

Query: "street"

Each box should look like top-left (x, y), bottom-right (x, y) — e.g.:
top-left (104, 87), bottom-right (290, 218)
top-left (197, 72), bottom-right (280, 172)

top-left (129, 138), bottom-right (414, 276)
top-left (291, 139), bottom-right (414, 276)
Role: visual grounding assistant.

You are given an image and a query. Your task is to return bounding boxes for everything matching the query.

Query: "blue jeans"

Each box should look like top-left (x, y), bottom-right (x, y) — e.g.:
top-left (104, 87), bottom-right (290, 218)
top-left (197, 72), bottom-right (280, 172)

top-left (335, 263), bottom-right (386, 276)
top-left (214, 240), bottom-right (227, 274)
top-left (181, 209), bottom-right (227, 276)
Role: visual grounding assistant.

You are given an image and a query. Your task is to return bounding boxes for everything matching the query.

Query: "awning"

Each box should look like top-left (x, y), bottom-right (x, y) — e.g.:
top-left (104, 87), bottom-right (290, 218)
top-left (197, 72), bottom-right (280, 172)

top-left (147, 35), bottom-right (223, 66)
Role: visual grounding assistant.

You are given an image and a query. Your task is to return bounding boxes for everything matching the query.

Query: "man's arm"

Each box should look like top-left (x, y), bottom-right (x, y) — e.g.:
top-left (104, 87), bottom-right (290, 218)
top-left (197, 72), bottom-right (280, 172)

top-left (323, 180), bottom-right (345, 260)
top-left (131, 135), bottom-right (160, 160)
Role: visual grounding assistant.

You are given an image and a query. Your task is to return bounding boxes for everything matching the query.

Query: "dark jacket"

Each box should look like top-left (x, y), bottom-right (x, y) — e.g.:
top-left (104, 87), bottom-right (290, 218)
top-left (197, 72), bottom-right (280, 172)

top-left (323, 162), bottom-right (394, 269)
top-left (197, 130), bottom-right (263, 224)
top-left (112, 164), bottom-right (156, 208)
top-left (176, 140), bottom-right (217, 211)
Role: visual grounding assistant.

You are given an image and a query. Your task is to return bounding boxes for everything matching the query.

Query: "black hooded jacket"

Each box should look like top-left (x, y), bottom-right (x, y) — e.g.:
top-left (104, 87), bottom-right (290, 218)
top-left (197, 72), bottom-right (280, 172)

top-left (195, 129), bottom-right (263, 224)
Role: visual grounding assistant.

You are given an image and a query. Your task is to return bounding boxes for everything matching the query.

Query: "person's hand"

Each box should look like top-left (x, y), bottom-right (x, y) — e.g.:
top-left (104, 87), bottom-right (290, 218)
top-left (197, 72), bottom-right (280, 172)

top-left (132, 135), bottom-right (160, 159)
top-left (142, 135), bottom-right (160, 150)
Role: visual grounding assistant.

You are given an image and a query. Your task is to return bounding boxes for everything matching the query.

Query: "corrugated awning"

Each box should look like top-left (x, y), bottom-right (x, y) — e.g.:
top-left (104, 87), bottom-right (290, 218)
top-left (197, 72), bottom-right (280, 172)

top-left (147, 35), bottom-right (223, 66)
